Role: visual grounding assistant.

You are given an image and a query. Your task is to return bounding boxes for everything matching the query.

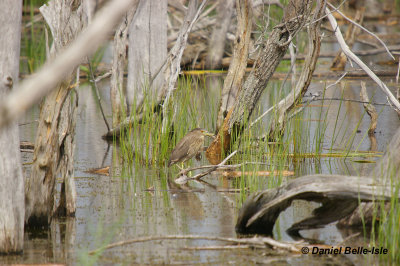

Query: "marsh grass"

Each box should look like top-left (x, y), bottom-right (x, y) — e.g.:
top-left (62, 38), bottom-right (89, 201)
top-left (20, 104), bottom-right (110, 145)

top-left (21, 0), bottom-right (48, 74)
top-left (117, 75), bottom-right (215, 172)
top-left (368, 162), bottom-right (400, 264)
top-left (109, 75), bottom-right (392, 264)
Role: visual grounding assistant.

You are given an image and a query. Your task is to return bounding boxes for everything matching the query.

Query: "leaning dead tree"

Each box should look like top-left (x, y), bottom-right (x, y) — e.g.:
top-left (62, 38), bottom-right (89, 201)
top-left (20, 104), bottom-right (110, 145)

top-left (235, 1), bottom-right (400, 235)
top-left (0, 0), bottom-right (24, 254)
top-left (207, 0), bottom-right (315, 164)
top-left (216, 0), bottom-right (253, 132)
top-left (266, 0), bottom-right (324, 140)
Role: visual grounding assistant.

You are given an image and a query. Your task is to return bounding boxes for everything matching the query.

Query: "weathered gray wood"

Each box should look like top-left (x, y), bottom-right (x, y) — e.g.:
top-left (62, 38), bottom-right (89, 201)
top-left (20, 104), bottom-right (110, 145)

top-left (228, 0), bottom-right (313, 132)
top-left (267, 0), bottom-right (323, 140)
top-left (236, 122), bottom-right (400, 235)
top-left (330, 8), bottom-right (365, 71)
top-left (235, 174), bottom-right (399, 235)
top-left (0, 0), bottom-right (24, 254)
top-left (215, 0), bottom-right (252, 131)
top-left (205, 0), bottom-right (234, 69)
top-left (127, 0), bottom-right (167, 114)
top-left (206, 0), bottom-right (314, 164)
top-left (110, 2), bottom-right (139, 127)
top-left (25, 0), bottom-right (86, 226)
top-left (0, 0), bottom-right (137, 131)
top-left (159, 0), bottom-right (206, 133)
top-left (103, 1), bottom-right (206, 138)
top-left (360, 81), bottom-right (377, 135)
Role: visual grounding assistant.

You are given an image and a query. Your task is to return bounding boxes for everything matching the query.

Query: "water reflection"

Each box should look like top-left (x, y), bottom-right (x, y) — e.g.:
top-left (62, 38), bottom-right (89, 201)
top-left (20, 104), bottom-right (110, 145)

top-left (9, 73), bottom-right (399, 264)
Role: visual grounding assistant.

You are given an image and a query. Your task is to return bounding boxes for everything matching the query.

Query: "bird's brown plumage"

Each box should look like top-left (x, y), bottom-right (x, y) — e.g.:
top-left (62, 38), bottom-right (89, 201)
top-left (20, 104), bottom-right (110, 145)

top-left (168, 128), bottom-right (213, 167)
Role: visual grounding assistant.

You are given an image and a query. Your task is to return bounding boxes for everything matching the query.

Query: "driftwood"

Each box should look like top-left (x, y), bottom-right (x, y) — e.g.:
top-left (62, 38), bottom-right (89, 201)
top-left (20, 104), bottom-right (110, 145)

top-left (88, 234), bottom-right (303, 255)
top-left (236, 125), bottom-right (400, 235)
top-left (326, 6), bottom-right (400, 113)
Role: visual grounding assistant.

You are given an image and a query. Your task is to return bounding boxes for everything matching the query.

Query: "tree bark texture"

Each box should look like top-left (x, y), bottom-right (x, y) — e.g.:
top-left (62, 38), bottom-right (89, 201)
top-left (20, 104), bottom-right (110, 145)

top-left (159, 0), bottom-right (206, 133)
top-left (110, 3), bottom-right (139, 127)
top-left (25, 0), bottom-right (85, 227)
top-left (216, 0), bottom-right (252, 132)
top-left (205, 0), bottom-right (235, 69)
top-left (0, 0), bottom-right (137, 131)
top-left (206, 0), bottom-right (314, 164)
top-left (267, 0), bottom-right (324, 140)
top-left (127, 0), bottom-right (167, 114)
top-left (0, 0), bottom-right (25, 254)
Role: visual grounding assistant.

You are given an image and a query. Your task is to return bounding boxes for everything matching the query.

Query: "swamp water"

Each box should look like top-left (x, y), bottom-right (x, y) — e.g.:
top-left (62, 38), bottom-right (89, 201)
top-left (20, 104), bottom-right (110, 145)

top-left (3, 73), bottom-right (398, 265)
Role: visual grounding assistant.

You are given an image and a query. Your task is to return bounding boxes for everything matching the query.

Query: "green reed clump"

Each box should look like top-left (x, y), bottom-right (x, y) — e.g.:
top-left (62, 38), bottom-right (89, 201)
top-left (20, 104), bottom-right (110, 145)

top-left (117, 75), bottom-right (216, 171)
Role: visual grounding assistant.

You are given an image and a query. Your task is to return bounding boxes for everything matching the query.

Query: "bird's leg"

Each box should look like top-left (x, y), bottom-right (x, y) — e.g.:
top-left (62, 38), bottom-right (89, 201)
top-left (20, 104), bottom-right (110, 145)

top-left (175, 164), bottom-right (184, 171)
top-left (184, 163), bottom-right (193, 177)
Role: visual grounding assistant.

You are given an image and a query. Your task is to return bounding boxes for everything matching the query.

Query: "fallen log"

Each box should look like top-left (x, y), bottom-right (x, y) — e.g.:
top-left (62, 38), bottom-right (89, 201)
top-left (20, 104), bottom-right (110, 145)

top-left (236, 125), bottom-right (400, 236)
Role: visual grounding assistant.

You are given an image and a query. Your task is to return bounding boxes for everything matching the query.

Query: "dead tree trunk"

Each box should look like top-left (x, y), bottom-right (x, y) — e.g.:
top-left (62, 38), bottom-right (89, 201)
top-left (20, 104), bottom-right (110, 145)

top-left (110, 3), bottom-right (139, 127)
top-left (103, 1), bottom-right (206, 138)
top-left (25, 0), bottom-right (86, 227)
top-left (127, 0), bottom-right (167, 114)
top-left (215, 0), bottom-right (253, 132)
top-left (206, 0), bottom-right (314, 164)
top-left (267, 0), bottom-right (324, 140)
top-left (205, 0), bottom-right (234, 70)
top-left (0, 0), bottom-right (24, 254)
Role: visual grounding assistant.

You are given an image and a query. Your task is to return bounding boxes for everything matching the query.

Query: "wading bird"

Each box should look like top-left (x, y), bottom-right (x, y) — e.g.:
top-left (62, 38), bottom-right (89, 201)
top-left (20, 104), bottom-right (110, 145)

top-left (168, 128), bottom-right (214, 169)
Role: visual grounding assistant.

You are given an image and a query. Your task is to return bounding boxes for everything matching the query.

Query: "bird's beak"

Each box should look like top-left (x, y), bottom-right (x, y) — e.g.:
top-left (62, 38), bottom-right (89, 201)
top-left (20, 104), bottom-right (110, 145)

top-left (203, 132), bottom-right (215, 138)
